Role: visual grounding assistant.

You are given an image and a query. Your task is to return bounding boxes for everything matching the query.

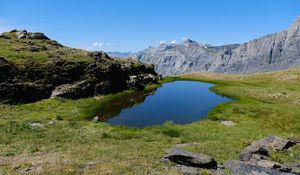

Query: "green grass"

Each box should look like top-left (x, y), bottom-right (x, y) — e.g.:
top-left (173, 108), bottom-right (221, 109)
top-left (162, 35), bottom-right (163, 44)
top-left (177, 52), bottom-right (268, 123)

top-left (0, 69), bottom-right (300, 174)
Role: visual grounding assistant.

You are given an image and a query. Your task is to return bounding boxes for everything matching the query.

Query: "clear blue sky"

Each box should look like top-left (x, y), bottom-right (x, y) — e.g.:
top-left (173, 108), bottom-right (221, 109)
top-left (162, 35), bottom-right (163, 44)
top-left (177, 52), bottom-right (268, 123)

top-left (1, 0), bottom-right (299, 52)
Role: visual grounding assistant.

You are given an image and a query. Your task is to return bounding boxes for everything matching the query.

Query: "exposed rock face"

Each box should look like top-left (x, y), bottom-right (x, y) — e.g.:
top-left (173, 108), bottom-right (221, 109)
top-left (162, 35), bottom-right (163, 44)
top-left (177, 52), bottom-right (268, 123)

top-left (0, 56), bottom-right (159, 103)
top-left (107, 51), bottom-right (133, 58)
top-left (0, 30), bottom-right (160, 104)
top-left (135, 16), bottom-right (300, 76)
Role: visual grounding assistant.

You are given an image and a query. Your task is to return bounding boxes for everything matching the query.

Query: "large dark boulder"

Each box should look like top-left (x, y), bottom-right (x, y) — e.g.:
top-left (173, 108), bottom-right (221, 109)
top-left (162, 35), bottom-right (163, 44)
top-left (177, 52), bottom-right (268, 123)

top-left (26, 32), bottom-right (49, 40)
top-left (163, 148), bottom-right (217, 169)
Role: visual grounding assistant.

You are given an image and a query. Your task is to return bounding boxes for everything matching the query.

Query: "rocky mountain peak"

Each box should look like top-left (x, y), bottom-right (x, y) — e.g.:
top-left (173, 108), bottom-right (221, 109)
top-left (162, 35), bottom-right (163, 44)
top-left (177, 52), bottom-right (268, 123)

top-left (182, 38), bottom-right (198, 46)
top-left (136, 16), bottom-right (300, 76)
top-left (287, 16), bottom-right (300, 39)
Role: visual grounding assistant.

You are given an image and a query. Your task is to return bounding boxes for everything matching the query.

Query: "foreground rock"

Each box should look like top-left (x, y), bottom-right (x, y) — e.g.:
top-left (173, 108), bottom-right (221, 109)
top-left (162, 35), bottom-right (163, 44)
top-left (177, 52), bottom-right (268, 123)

top-left (225, 160), bottom-right (296, 175)
top-left (163, 148), bottom-right (217, 169)
top-left (163, 136), bottom-right (300, 174)
top-left (227, 135), bottom-right (300, 175)
top-left (240, 135), bottom-right (295, 161)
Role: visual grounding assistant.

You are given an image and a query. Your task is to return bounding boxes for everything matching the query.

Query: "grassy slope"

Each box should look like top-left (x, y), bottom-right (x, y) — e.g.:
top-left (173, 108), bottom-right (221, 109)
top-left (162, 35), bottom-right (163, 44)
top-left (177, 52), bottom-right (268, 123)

top-left (0, 68), bottom-right (300, 174)
top-left (0, 37), bottom-right (92, 64)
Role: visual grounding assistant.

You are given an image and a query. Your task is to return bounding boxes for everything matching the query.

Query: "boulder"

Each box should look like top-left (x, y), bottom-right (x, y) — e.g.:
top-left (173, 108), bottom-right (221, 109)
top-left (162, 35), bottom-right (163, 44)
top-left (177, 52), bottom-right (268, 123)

top-left (225, 160), bottom-right (296, 175)
top-left (163, 148), bottom-right (217, 169)
top-left (15, 30), bottom-right (27, 39)
top-left (89, 51), bottom-right (110, 62)
top-left (27, 32), bottom-right (49, 40)
top-left (25, 45), bottom-right (47, 52)
top-left (240, 135), bottom-right (295, 161)
top-left (50, 80), bottom-right (95, 99)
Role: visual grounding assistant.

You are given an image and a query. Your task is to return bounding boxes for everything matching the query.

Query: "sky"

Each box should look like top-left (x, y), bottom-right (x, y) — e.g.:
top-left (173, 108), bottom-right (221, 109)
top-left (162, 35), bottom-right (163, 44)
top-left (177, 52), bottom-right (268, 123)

top-left (1, 0), bottom-right (300, 52)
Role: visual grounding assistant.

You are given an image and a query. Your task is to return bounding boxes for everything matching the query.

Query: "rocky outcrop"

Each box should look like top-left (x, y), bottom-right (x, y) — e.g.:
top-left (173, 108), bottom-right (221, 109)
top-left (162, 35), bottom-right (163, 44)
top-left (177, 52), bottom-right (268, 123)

top-left (0, 30), bottom-right (160, 104)
top-left (134, 16), bottom-right (300, 76)
top-left (0, 56), bottom-right (159, 103)
top-left (163, 136), bottom-right (300, 174)
top-left (0, 29), bottom-right (50, 40)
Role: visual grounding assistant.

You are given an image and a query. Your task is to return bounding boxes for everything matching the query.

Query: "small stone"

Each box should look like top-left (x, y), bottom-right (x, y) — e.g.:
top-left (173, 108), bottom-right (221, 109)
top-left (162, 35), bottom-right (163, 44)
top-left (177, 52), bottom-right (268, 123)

top-left (48, 121), bottom-right (56, 125)
top-left (63, 160), bottom-right (71, 165)
top-left (219, 120), bottom-right (236, 126)
top-left (30, 122), bottom-right (45, 128)
top-left (93, 116), bottom-right (99, 121)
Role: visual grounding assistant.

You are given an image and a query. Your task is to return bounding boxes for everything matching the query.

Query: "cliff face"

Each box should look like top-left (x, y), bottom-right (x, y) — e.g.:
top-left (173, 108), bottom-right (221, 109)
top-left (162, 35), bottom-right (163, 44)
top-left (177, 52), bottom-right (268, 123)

top-left (0, 30), bottom-right (160, 104)
top-left (135, 17), bottom-right (300, 76)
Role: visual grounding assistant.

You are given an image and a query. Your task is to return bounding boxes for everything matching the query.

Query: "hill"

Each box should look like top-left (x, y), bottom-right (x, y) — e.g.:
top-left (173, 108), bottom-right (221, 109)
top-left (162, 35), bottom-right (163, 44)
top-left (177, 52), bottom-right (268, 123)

top-left (0, 30), bottom-right (160, 104)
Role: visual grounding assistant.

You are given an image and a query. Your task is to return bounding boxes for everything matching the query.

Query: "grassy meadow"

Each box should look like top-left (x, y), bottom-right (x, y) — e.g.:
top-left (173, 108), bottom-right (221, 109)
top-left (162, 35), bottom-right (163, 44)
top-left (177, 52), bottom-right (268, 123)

top-left (0, 68), bottom-right (300, 174)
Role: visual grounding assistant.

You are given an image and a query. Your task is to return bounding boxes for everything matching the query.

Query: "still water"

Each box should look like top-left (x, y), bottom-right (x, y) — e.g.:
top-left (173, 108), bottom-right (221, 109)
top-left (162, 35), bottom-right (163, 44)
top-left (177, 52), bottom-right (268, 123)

top-left (96, 81), bottom-right (232, 128)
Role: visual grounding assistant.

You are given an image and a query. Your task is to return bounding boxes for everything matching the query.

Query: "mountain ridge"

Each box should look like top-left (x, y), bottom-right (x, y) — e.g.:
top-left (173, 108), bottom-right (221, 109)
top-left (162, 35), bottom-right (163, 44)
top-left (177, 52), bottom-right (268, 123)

top-left (108, 16), bottom-right (300, 76)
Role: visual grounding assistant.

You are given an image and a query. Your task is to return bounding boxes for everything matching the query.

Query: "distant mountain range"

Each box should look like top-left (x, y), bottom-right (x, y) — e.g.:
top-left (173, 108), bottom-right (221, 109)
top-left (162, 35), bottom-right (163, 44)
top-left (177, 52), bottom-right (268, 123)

top-left (106, 51), bottom-right (133, 59)
top-left (108, 16), bottom-right (300, 76)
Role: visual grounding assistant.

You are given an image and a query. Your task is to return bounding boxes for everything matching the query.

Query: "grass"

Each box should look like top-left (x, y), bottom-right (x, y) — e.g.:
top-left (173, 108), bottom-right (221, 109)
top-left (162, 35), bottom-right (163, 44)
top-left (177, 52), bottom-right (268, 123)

top-left (0, 68), bottom-right (300, 174)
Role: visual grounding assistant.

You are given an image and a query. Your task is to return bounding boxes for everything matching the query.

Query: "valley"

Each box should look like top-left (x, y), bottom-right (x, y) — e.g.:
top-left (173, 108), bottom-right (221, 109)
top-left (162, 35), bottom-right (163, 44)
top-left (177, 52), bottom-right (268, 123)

top-left (0, 67), bottom-right (299, 174)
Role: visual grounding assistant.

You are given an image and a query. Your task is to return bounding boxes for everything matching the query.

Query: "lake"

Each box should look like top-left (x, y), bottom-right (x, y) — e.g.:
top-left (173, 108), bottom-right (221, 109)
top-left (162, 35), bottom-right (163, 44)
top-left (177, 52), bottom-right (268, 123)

top-left (96, 81), bottom-right (233, 128)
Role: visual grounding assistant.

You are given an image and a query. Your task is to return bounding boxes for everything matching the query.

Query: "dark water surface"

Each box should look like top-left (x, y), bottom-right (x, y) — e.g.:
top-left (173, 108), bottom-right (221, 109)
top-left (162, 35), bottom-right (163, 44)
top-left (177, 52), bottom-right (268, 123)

top-left (96, 81), bottom-right (232, 128)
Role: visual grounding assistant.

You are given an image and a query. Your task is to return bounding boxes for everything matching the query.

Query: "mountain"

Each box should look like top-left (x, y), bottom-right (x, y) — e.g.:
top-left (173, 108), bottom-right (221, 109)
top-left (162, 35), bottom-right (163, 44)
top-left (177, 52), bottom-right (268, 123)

top-left (107, 51), bottom-right (133, 58)
top-left (0, 30), bottom-right (160, 104)
top-left (135, 16), bottom-right (300, 76)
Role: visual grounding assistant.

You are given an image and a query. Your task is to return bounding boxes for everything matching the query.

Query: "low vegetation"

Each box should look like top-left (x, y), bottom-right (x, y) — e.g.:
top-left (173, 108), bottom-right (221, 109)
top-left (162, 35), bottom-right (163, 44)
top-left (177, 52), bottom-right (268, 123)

top-left (0, 68), bottom-right (300, 174)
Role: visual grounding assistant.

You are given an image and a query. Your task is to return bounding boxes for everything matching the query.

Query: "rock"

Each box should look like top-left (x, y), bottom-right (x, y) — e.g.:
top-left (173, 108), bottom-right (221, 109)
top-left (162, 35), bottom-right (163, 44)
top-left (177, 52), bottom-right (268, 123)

top-left (30, 122), bottom-right (45, 128)
top-left (127, 75), bottom-right (145, 90)
top-left (283, 162), bottom-right (300, 174)
top-left (26, 32), bottom-right (49, 40)
top-left (240, 135), bottom-right (295, 161)
top-left (0, 83), bottom-right (54, 104)
top-left (256, 160), bottom-right (285, 169)
top-left (170, 165), bottom-right (201, 175)
top-left (79, 161), bottom-right (95, 173)
top-left (93, 116), bottom-right (99, 121)
top-left (48, 120), bottom-right (56, 125)
top-left (63, 160), bottom-right (71, 165)
top-left (51, 80), bottom-right (94, 99)
top-left (15, 30), bottom-right (27, 39)
top-left (50, 80), bottom-right (95, 99)
top-left (288, 137), bottom-right (300, 145)
top-left (89, 51), bottom-right (110, 62)
top-left (225, 160), bottom-right (296, 175)
top-left (219, 120), bottom-right (236, 126)
top-left (163, 148), bottom-right (217, 169)
top-left (25, 45), bottom-right (47, 52)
